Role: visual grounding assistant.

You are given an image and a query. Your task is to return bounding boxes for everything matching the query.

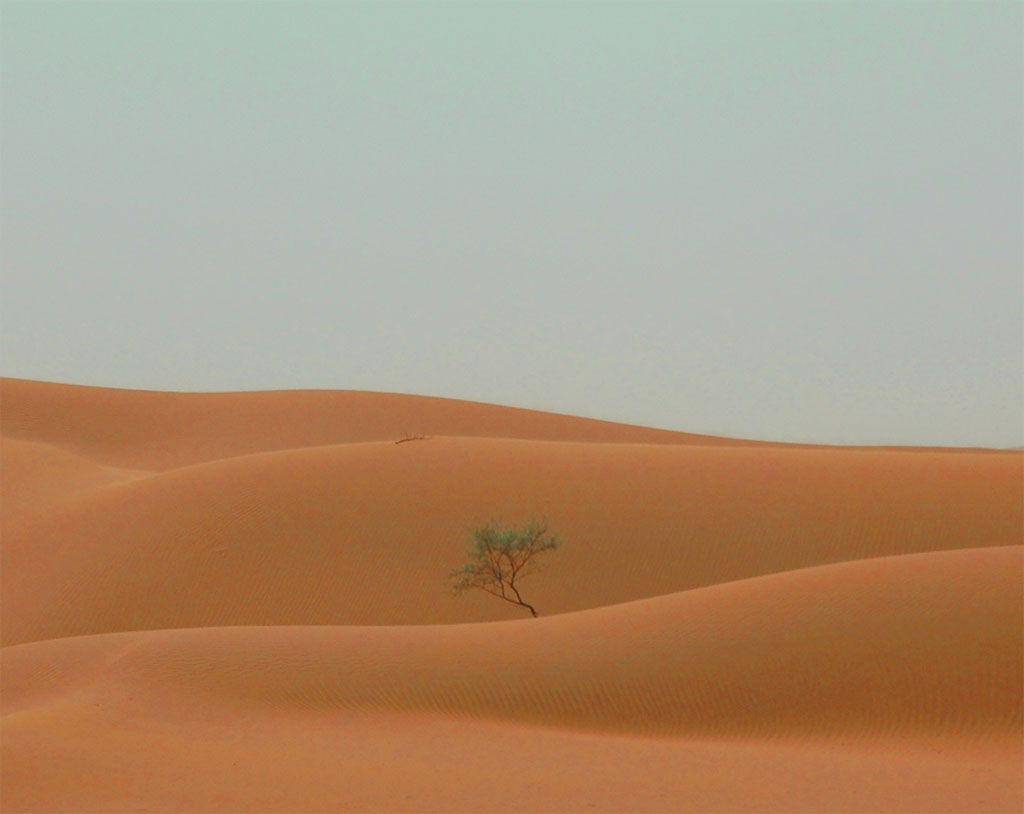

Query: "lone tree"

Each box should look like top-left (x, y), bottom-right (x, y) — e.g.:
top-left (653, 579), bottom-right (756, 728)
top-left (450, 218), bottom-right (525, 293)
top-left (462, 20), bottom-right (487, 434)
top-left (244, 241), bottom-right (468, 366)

top-left (448, 519), bottom-right (559, 618)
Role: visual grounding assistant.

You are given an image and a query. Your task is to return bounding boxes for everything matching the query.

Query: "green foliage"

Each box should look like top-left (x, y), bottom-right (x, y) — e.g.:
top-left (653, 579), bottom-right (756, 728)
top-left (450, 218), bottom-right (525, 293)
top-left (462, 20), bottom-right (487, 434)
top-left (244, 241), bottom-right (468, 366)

top-left (448, 519), bottom-right (560, 617)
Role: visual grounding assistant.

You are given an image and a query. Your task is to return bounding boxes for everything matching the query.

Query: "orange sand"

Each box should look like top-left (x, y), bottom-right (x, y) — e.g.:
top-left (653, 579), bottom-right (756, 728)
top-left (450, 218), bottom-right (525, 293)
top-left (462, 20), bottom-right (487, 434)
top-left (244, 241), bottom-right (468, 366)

top-left (2, 378), bottom-right (1021, 812)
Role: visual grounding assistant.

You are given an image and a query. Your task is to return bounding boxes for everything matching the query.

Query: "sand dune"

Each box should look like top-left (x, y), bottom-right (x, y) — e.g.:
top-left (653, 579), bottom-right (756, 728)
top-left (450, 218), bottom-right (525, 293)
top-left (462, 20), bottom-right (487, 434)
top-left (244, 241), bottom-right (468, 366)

top-left (4, 546), bottom-right (1020, 738)
top-left (0, 436), bottom-right (147, 524)
top-left (1, 380), bottom-right (1021, 812)
top-left (2, 546), bottom-right (1020, 812)
top-left (4, 708), bottom-right (1019, 814)
top-left (0, 377), bottom-right (760, 471)
top-left (4, 435), bottom-right (1020, 645)
top-left (2, 377), bottom-right (1007, 471)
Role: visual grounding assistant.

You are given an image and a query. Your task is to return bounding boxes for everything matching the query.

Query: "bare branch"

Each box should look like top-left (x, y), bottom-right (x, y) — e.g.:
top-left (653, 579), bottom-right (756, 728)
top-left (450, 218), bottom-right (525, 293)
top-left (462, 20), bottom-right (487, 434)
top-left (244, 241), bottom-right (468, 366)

top-left (394, 432), bottom-right (430, 444)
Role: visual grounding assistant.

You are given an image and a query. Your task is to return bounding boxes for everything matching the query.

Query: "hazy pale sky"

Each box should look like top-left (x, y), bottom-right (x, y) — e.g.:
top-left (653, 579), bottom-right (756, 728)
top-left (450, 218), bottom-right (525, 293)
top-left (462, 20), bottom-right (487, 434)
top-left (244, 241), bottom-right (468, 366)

top-left (2, 1), bottom-right (1021, 446)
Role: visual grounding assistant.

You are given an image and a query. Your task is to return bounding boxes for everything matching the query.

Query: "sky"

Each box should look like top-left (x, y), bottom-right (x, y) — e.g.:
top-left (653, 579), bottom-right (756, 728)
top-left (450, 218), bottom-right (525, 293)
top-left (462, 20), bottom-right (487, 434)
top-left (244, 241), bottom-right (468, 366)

top-left (2, 1), bottom-right (1021, 447)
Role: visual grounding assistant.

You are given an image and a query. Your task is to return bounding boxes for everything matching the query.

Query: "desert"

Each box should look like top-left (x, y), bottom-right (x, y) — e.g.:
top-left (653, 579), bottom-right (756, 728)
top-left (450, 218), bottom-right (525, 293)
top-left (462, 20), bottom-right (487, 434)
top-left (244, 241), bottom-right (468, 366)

top-left (1, 377), bottom-right (1021, 812)
top-left (4, 1), bottom-right (1021, 810)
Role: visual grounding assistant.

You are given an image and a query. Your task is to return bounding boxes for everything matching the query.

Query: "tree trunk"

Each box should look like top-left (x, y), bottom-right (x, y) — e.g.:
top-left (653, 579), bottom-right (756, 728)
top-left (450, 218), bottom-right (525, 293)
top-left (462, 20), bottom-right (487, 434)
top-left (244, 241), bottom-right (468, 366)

top-left (508, 583), bottom-right (538, 617)
top-left (519, 601), bottom-right (538, 618)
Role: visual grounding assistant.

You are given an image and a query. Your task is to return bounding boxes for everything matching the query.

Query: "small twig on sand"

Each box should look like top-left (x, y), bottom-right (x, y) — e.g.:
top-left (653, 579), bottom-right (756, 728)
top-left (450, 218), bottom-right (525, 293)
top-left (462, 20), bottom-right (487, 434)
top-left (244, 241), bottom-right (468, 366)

top-left (395, 433), bottom-right (430, 445)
